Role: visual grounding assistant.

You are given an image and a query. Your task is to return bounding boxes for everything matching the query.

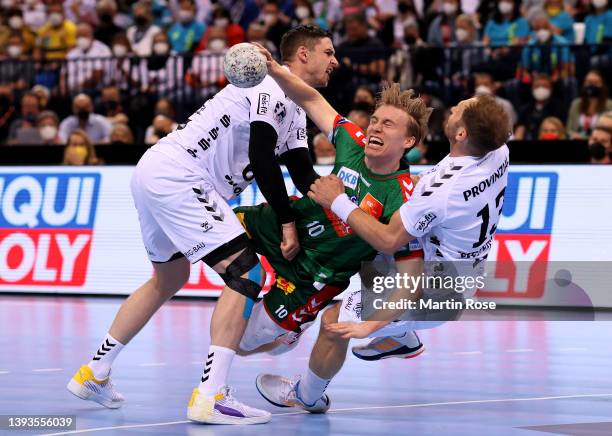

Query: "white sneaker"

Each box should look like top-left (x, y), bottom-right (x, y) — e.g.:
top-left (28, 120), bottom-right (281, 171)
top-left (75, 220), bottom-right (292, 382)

top-left (187, 385), bottom-right (271, 424)
top-left (67, 365), bottom-right (124, 409)
top-left (352, 331), bottom-right (425, 361)
top-left (255, 374), bottom-right (330, 413)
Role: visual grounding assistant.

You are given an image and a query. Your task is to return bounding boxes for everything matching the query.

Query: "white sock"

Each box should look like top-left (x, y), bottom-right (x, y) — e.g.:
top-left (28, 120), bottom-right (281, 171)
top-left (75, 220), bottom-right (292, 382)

top-left (297, 368), bottom-right (331, 406)
top-left (198, 345), bottom-right (235, 396)
top-left (87, 333), bottom-right (124, 379)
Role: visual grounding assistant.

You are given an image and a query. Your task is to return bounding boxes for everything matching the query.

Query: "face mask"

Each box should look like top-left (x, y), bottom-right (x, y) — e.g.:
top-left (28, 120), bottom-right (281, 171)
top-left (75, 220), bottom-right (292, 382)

top-left (49, 12), bottom-right (63, 26)
top-left (533, 86), bottom-right (551, 101)
top-left (405, 146), bottom-right (422, 163)
top-left (178, 10), bottom-right (194, 23)
top-left (540, 132), bottom-right (559, 140)
top-left (134, 15), bottom-right (148, 26)
top-left (398, 3), bottom-right (410, 13)
top-left (295, 6), bottom-right (310, 19)
top-left (536, 29), bottom-right (551, 43)
top-left (113, 44), bottom-right (128, 57)
top-left (584, 85), bottom-right (602, 97)
top-left (154, 129), bottom-right (166, 138)
top-left (153, 42), bottom-right (169, 55)
top-left (442, 2), bottom-right (457, 15)
top-left (498, 1), bottom-right (513, 14)
top-left (589, 142), bottom-right (607, 159)
top-left (316, 156), bottom-right (335, 165)
top-left (104, 100), bottom-right (119, 112)
top-left (475, 85), bottom-right (492, 95)
top-left (208, 38), bottom-right (227, 52)
top-left (40, 125), bottom-right (57, 140)
top-left (7, 45), bottom-right (22, 58)
top-left (214, 18), bottom-right (229, 28)
top-left (592, 0), bottom-right (607, 8)
top-left (77, 109), bottom-right (90, 121)
top-left (8, 16), bottom-right (23, 29)
top-left (67, 145), bottom-right (88, 164)
top-left (455, 28), bottom-right (469, 42)
top-left (263, 13), bottom-right (276, 26)
top-left (76, 37), bottom-right (91, 50)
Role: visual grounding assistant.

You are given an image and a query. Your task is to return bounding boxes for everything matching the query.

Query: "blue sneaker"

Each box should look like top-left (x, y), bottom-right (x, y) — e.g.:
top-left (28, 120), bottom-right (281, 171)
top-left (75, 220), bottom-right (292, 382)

top-left (351, 331), bottom-right (425, 361)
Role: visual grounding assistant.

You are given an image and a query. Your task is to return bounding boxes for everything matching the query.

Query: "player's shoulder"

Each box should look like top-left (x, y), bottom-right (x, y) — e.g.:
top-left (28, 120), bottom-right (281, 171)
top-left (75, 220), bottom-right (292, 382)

top-left (332, 115), bottom-right (367, 148)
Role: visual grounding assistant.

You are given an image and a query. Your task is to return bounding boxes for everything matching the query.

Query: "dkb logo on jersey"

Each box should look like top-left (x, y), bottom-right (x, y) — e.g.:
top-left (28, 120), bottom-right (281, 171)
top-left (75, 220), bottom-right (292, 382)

top-left (0, 173), bottom-right (100, 286)
top-left (478, 172), bottom-right (557, 299)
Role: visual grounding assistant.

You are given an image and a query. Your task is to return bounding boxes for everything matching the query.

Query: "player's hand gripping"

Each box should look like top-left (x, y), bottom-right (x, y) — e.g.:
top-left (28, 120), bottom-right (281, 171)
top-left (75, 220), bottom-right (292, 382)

top-left (251, 42), bottom-right (284, 77)
top-left (325, 321), bottom-right (387, 339)
top-left (307, 175), bottom-right (346, 209)
top-left (281, 221), bottom-right (300, 261)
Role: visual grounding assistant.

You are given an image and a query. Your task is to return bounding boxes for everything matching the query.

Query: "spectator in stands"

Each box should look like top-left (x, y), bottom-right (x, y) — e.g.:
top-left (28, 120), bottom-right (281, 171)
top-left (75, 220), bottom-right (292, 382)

top-left (127, 2), bottom-right (162, 57)
top-left (515, 73), bottom-right (567, 139)
top-left (36, 3), bottom-right (77, 60)
top-left (63, 0), bottom-right (98, 27)
top-left (62, 129), bottom-right (102, 165)
top-left (312, 0), bottom-right (342, 30)
top-left (98, 86), bottom-right (129, 125)
top-left (37, 110), bottom-right (61, 145)
top-left (474, 72), bottom-right (518, 126)
top-left (168, 0), bottom-right (205, 54)
top-left (59, 94), bottom-right (112, 144)
top-left (313, 132), bottom-right (336, 165)
top-left (483, 0), bottom-right (530, 46)
top-left (0, 33), bottom-right (35, 91)
top-left (261, 1), bottom-right (291, 50)
top-left (32, 85), bottom-right (50, 111)
top-left (450, 14), bottom-right (485, 100)
top-left (292, 0), bottom-right (316, 26)
top-left (588, 123), bottom-right (612, 163)
top-left (137, 32), bottom-right (186, 99)
top-left (109, 123), bottom-right (135, 145)
top-left (427, 0), bottom-right (461, 46)
top-left (517, 11), bottom-right (574, 84)
top-left (352, 85), bottom-right (376, 112)
top-left (153, 98), bottom-right (176, 121)
top-left (196, 6), bottom-right (245, 51)
top-left (7, 9), bottom-right (36, 54)
top-left (145, 114), bottom-right (176, 145)
top-left (0, 85), bottom-right (17, 144)
top-left (7, 92), bottom-right (41, 144)
top-left (584, 0), bottom-right (612, 44)
top-left (61, 23), bottom-right (112, 96)
top-left (567, 69), bottom-right (612, 138)
top-left (187, 26), bottom-right (227, 98)
top-left (545, 0), bottom-right (575, 42)
top-left (599, 111), bottom-right (612, 129)
top-left (246, 22), bottom-right (278, 59)
top-left (538, 116), bottom-right (567, 139)
top-left (22, 0), bottom-right (47, 31)
top-left (94, 0), bottom-right (123, 49)
top-left (347, 109), bottom-right (370, 130)
top-left (151, 0), bottom-right (173, 28)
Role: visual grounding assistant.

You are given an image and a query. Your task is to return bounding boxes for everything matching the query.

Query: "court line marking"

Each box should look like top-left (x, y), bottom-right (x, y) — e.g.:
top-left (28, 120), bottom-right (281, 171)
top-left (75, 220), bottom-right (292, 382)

top-left (0, 370), bottom-right (9, 374)
top-left (32, 368), bottom-right (64, 372)
top-left (137, 363), bottom-right (167, 367)
top-left (39, 392), bottom-right (612, 436)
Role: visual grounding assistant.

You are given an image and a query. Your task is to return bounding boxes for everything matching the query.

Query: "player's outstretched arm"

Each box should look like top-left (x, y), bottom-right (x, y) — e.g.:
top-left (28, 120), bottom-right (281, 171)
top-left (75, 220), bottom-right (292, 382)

top-left (308, 175), bottom-right (415, 254)
top-left (254, 43), bottom-right (337, 137)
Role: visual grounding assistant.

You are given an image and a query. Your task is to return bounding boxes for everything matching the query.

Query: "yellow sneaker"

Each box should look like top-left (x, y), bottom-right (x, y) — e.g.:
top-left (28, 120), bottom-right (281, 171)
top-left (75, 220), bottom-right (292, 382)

top-left (67, 365), bottom-right (124, 409)
top-left (187, 386), bottom-right (271, 424)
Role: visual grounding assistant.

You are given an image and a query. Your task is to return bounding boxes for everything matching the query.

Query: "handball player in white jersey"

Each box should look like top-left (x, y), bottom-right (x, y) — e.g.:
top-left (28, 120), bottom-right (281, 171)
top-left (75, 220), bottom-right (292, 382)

top-left (256, 95), bottom-right (511, 411)
top-left (67, 26), bottom-right (338, 424)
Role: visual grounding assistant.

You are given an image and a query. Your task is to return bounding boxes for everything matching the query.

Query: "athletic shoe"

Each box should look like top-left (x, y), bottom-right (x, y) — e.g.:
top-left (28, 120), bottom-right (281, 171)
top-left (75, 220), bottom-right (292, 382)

top-left (66, 364), bottom-right (124, 409)
top-left (351, 331), bottom-right (425, 361)
top-left (187, 385), bottom-right (271, 424)
top-left (256, 374), bottom-right (330, 413)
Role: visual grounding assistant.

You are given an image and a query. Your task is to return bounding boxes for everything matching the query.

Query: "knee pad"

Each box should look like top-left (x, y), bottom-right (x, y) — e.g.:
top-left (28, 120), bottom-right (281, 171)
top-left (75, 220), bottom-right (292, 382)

top-left (218, 245), bottom-right (262, 301)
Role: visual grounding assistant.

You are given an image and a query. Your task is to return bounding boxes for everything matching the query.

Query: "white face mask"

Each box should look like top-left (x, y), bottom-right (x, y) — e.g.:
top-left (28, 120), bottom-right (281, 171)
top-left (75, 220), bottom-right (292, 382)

top-left (532, 86), bottom-right (551, 101)
top-left (40, 125), bottom-right (58, 140)
top-left (536, 29), bottom-right (551, 43)
top-left (153, 42), bottom-right (169, 55)
top-left (1, 0), bottom-right (14, 8)
top-left (178, 10), bottom-right (194, 23)
top-left (263, 13), bottom-right (276, 26)
top-left (214, 18), bottom-right (229, 28)
top-left (9, 16), bottom-right (24, 29)
top-left (76, 37), bottom-right (91, 50)
top-left (498, 1), bottom-right (513, 15)
top-left (113, 44), bottom-right (128, 57)
top-left (442, 2), bottom-right (458, 15)
top-left (49, 12), bottom-right (63, 26)
top-left (475, 85), bottom-right (492, 95)
top-left (208, 38), bottom-right (227, 52)
top-left (7, 45), bottom-right (22, 58)
top-left (316, 156), bottom-right (335, 165)
top-left (295, 6), bottom-right (310, 19)
top-left (455, 28), bottom-right (469, 42)
top-left (592, 0), bottom-right (607, 8)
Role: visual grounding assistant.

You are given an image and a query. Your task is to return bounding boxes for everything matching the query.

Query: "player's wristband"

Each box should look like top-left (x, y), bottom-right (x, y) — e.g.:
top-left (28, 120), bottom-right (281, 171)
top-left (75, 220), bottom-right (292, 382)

top-left (331, 193), bottom-right (358, 222)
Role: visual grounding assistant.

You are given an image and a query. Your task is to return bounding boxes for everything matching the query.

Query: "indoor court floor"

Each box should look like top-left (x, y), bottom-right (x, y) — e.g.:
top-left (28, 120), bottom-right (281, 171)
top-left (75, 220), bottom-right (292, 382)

top-left (1, 295), bottom-right (611, 436)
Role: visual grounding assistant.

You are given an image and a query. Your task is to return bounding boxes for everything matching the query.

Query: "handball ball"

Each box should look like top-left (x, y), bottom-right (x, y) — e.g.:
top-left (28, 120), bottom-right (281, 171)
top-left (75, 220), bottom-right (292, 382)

top-left (223, 43), bottom-right (267, 88)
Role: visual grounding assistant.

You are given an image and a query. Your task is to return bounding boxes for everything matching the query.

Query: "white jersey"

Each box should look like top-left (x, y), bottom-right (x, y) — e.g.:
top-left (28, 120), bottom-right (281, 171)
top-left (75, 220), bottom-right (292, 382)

top-left (400, 145), bottom-right (509, 262)
top-left (151, 73), bottom-right (308, 200)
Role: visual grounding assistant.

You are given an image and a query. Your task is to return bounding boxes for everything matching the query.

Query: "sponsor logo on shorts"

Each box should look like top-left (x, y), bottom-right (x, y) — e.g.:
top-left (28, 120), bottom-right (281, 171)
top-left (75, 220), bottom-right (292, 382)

top-left (184, 241), bottom-right (206, 258)
top-left (257, 93), bottom-right (270, 115)
top-left (200, 221), bottom-right (213, 232)
top-left (415, 212), bottom-right (437, 232)
top-left (275, 275), bottom-right (296, 295)
top-left (337, 167), bottom-right (359, 190)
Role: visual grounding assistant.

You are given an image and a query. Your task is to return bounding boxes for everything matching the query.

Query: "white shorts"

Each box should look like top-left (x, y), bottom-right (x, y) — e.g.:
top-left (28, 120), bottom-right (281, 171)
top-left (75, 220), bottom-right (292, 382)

top-left (131, 149), bottom-right (246, 264)
top-left (239, 301), bottom-right (289, 352)
top-left (338, 290), bottom-right (447, 338)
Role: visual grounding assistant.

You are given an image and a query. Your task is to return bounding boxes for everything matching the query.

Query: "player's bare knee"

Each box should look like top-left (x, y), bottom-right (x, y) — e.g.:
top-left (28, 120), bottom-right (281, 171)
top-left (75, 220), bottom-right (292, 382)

top-left (322, 303), bottom-right (340, 326)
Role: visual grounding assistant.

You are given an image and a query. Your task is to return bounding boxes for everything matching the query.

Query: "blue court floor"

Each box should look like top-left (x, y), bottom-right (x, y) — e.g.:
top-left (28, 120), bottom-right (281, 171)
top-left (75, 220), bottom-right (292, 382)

top-left (1, 295), bottom-right (611, 436)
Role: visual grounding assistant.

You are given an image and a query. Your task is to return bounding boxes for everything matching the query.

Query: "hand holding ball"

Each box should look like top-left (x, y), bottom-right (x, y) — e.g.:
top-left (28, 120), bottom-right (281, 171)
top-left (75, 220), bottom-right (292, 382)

top-left (223, 43), bottom-right (268, 88)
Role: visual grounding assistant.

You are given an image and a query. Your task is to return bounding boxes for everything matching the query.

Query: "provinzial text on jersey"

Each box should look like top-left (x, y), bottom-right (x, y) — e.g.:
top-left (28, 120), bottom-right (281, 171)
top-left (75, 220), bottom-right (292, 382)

top-left (462, 157), bottom-right (509, 201)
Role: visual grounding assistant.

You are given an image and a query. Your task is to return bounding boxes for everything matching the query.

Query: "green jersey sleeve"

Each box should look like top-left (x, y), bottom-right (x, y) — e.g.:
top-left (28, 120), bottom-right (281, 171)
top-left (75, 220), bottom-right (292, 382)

top-left (330, 115), bottom-right (367, 164)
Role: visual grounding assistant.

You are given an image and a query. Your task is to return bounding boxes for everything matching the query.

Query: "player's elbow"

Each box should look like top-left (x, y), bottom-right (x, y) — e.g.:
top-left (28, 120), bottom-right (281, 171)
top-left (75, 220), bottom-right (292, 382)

top-left (377, 232), bottom-right (403, 255)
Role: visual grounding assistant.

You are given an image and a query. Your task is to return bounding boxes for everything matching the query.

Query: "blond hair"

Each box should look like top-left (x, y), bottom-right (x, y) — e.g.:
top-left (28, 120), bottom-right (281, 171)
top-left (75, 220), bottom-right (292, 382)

top-left (376, 83), bottom-right (433, 145)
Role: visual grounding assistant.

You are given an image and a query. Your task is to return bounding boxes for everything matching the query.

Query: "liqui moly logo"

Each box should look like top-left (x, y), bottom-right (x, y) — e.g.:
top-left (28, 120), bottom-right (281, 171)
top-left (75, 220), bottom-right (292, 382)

top-left (0, 173), bottom-right (100, 286)
top-left (479, 172), bottom-right (558, 299)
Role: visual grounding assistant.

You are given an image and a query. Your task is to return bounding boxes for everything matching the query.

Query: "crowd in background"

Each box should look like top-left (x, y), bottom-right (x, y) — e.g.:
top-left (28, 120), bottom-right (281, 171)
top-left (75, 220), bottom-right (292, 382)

top-left (0, 0), bottom-right (611, 165)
